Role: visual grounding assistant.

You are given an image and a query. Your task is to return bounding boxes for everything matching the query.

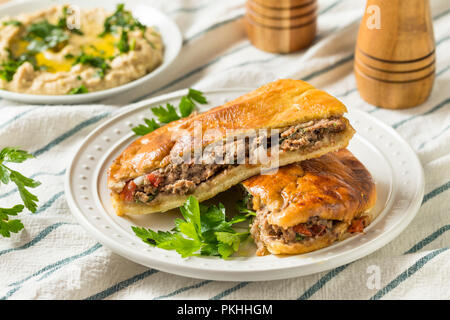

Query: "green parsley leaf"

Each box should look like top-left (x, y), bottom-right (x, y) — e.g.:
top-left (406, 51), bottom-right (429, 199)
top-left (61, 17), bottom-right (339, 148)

top-left (132, 227), bottom-right (175, 246)
top-left (151, 104), bottom-right (180, 123)
top-left (132, 226), bottom-right (202, 258)
top-left (215, 232), bottom-right (248, 259)
top-left (68, 85), bottom-right (88, 95)
top-left (131, 118), bottom-right (160, 136)
top-left (9, 170), bottom-right (41, 213)
top-left (131, 88), bottom-right (207, 136)
top-left (0, 205), bottom-right (25, 238)
top-left (179, 196), bottom-right (201, 233)
top-left (0, 205), bottom-right (24, 217)
top-left (0, 51), bottom-right (40, 82)
top-left (73, 53), bottom-right (111, 78)
top-left (0, 147), bottom-right (41, 214)
top-left (157, 234), bottom-right (203, 258)
top-left (130, 38), bottom-right (136, 51)
top-left (117, 30), bottom-right (130, 53)
top-left (187, 88), bottom-right (207, 104)
top-left (0, 57), bottom-right (24, 82)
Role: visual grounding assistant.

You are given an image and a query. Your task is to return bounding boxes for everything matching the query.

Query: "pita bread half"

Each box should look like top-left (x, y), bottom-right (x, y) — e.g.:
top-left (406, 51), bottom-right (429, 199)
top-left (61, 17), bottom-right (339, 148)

top-left (242, 149), bottom-right (377, 255)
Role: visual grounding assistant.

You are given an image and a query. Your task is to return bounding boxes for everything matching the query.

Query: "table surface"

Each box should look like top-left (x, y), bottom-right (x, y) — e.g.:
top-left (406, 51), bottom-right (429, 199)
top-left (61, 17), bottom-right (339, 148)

top-left (0, 0), bottom-right (449, 300)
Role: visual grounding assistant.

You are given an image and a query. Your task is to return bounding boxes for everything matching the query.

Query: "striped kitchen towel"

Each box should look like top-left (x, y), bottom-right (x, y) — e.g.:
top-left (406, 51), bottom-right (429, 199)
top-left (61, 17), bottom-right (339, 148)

top-left (0, 0), bottom-right (449, 299)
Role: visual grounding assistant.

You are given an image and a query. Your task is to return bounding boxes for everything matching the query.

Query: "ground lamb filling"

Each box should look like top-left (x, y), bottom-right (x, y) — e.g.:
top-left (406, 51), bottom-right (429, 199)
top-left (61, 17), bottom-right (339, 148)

top-left (251, 208), bottom-right (337, 246)
top-left (120, 117), bottom-right (347, 203)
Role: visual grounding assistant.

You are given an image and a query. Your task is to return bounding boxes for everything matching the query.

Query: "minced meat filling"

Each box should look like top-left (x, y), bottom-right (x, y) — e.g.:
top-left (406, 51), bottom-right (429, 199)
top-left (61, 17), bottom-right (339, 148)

top-left (280, 117), bottom-right (346, 151)
top-left (132, 163), bottom-right (229, 203)
top-left (250, 206), bottom-right (369, 255)
top-left (251, 208), bottom-right (336, 246)
top-left (121, 117), bottom-right (346, 203)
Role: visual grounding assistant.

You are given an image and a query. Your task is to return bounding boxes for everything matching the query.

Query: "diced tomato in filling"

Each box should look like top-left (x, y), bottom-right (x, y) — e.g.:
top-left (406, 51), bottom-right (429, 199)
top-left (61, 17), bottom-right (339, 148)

top-left (146, 173), bottom-right (162, 187)
top-left (348, 217), bottom-right (367, 233)
top-left (120, 181), bottom-right (137, 202)
top-left (310, 224), bottom-right (327, 236)
top-left (293, 224), bottom-right (313, 237)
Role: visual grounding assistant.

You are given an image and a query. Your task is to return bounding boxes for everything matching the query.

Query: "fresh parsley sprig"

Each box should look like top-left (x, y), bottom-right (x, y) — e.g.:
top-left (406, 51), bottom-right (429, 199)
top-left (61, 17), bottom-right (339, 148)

top-left (0, 50), bottom-right (39, 82)
top-left (132, 196), bottom-right (252, 259)
top-left (132, 89), bottom-right (208, 136)
top-left (0, 147), bottom-right (41, 238)
top-left (24, 20), bottom-right (69, 53)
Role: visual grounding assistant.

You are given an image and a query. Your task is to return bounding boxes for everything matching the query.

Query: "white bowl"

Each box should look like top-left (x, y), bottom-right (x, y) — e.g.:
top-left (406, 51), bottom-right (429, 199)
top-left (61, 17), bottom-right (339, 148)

top-left (0, 0), bottom-right (182, 104)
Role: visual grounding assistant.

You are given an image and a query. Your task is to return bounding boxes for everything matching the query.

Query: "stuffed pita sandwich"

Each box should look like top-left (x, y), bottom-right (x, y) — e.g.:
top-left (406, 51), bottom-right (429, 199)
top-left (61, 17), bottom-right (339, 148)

top-left (108, 79), bottom-right (355, 216)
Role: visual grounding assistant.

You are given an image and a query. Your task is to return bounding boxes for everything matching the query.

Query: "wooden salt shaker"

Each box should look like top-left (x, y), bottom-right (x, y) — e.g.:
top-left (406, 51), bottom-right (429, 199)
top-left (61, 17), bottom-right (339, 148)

top-left (244, 0), bottom-right (317, 53)
top-left (354, 0), bottom-right (435, 109)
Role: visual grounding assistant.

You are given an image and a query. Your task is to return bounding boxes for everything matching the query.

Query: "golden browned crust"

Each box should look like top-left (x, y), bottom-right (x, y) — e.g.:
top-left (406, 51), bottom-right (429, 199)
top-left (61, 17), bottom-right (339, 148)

top-left (242, 149), bottom-right (377, 255)
top-left (108, 79), bottom-right (348, 189)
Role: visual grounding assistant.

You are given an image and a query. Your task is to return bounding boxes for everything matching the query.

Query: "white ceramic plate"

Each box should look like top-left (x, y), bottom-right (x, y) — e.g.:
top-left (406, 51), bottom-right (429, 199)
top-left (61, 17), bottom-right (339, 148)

top-left (65, 89), bottom-right (424, 281)
top-left (0, 0), bottom-right (182, 104)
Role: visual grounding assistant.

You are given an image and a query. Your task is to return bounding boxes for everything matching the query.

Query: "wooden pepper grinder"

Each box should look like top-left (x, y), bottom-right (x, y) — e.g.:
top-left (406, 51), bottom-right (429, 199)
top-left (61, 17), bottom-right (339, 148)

top-left (245, 0), bottom-right (317, 53)
top-left (354, 0), bottom-right (435, 109)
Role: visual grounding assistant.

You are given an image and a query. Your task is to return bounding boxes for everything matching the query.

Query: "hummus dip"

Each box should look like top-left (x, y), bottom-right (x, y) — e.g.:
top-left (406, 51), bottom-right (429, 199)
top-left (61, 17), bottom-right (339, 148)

top-left (0, 4), bottom-right (163, 95)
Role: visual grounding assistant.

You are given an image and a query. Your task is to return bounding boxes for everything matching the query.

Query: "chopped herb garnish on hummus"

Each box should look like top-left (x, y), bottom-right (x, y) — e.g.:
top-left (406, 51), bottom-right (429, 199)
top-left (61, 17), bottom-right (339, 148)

top-left (0, 148), bottom-right (41, 213)
top-left (100, 3), bottom-right (146, 37)
top-left (0, 58), bottom-right (24, 82)
top-left (131, 118), bottom-right (160, 136)
top-left (68, 85), bottom-right (88, 94)
top-left (0, 52), bottom-right (37, 82)
top-left (117, 30), bottom-right (130, 53)
top-left (24, 20), bottom-right (69, 53)
top-left (132, 89), bottom-right (207, 136)
top-left (73, 53), bottom-right (111, 78)
top-left (0, 147), bottom-right (41, 238)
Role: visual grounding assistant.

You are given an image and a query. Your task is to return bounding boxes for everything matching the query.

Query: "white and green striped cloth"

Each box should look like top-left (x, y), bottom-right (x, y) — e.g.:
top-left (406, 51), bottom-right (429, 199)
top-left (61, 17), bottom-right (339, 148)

top-left (1, 0), bottom-right (449, 300)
